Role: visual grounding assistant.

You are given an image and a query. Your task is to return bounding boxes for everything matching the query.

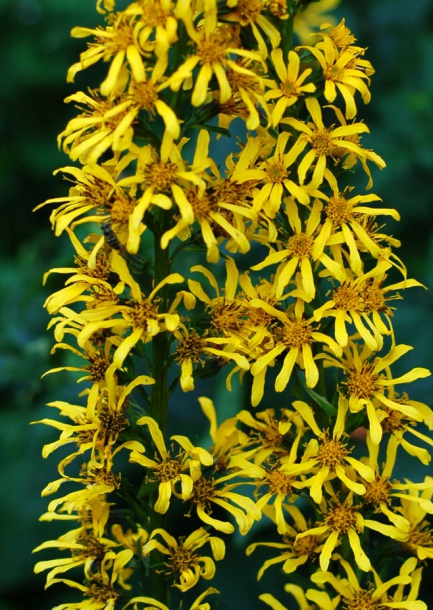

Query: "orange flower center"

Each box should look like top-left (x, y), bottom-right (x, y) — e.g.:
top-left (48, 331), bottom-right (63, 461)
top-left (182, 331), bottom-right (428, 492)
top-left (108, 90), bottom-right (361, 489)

top-left (325, 502), bottom-right (357, 534)
top-left (287, 232), bottom-right (314, 258)
top-left (131, 80), bottom-right (160, 111)
top-left (143, 161), bottom-right (178, 192)
top-left (281, 318), bottom-right (313, 348)
top-left (363, 476), bottom-right (391, 506)
top-left (211, 299), bottom-right (245, 333)
top-left (189, 189), bottom-right (217, 219)
top-left (268, 0), bottom-right (289, 19)
top-left (196, 32), bottom-right (230, 65)
top-left (344, 366), bottom-right (379, 400)
top-left (85, 582), bottom-right (119, 604)
top-left (101, 18), bottom-right (136, 57)
top-left (264, 160), bottom-right (289, 183)
top-left (190, 476), bottom-right (216, 505)
top-left (154, 456), bottom-right (183, 482)
top-left (316, 436), bottom-right (349, 471)
top-left (326, 194), bottom-right (354, 225)
top-left (165, 543), bottom-right (199, 577)
top-left (174, 331), bottom-right (204, 364)
top-left (332, 283), bottom-right (362, 311)
top-left (73, 532), bottom-right (107, 562)
top-left (267, 467), bottom-right (294, 495)
top-left (342, 588), bottom-right (379, 610)
top-left (138, 0), bottom-right (172, 28)
top-left (125, 298), bottom-right (159, 329)
top-left (311, 129), bottom-right (333, 155)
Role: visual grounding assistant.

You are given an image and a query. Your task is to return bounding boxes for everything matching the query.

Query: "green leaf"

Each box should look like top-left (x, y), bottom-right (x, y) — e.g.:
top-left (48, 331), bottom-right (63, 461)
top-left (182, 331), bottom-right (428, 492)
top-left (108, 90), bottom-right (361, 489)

top-left (302, 384), bottom-right (337, 416)
top-left (137, 479), bottom-right (159, 500)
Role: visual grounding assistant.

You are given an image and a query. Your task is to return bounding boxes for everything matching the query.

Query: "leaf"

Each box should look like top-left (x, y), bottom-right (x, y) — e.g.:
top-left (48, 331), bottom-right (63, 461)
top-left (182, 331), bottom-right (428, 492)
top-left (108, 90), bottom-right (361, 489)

top-left (137, 479), bottom-right (159, 500)
top-left (302, 384), bottom-right (337, 416)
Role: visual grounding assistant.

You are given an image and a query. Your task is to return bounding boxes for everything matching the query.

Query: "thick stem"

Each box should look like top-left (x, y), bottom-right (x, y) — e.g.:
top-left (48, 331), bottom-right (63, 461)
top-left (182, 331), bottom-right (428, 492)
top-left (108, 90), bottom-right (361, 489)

top-left (149, 314), bottom-right (170, 429)
top-left (281, 5), bottom-right (295, 58)
top-left (150, 208), bottom-right (171, 427)
top-left (148, 209), bottom-right (171, 605)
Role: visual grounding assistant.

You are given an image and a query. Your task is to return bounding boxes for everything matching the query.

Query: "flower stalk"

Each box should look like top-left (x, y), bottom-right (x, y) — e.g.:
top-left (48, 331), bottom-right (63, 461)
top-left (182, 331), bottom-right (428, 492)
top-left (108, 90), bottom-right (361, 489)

top-left (33, 1), bottom-right (433, 609)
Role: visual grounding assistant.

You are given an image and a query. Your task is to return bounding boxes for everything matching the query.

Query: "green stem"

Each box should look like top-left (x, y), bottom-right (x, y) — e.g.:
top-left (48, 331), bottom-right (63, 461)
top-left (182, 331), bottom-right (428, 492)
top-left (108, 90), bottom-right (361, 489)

top-left (148, 209), bottom-right (171, 605)
top-left (150, 209), bottom-right (171, 428)
top-left (281, 5), bottom-right (295, 57)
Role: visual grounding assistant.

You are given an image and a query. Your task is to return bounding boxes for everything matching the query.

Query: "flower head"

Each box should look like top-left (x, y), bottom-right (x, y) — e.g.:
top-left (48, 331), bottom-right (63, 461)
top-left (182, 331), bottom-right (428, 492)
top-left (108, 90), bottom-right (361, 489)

top-left (143, 527), bottom-right (224, 591)
top-left (129, 416), bottom-right (213, 513)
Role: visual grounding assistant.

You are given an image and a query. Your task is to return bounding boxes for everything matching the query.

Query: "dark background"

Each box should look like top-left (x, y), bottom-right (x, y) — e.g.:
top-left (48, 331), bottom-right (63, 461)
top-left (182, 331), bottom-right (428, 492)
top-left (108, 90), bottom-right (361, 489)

top-left (1, 0), bottom-right (433, 608)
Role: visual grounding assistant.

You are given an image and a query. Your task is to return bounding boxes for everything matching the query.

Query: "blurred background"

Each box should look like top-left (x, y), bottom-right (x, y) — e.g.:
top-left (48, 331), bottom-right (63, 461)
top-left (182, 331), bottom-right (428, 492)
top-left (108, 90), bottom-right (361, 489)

top-left (1, 0), bottom-right (433, 608)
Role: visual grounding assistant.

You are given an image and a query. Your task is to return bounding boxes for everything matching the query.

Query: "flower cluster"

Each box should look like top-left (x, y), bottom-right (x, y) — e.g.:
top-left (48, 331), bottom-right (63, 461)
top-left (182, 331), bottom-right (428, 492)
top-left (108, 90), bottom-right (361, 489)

top-left (35, 0), bottom-right (433, 608)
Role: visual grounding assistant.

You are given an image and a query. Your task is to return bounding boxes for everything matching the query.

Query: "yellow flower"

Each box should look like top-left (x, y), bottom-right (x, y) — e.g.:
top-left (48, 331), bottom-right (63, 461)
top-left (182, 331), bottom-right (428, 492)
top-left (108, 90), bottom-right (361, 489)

top-left (173, 323), bottom-right (250, 392)
top-left (34, 524), bottom-right (131, 586)
top-left (329, 104), bottom-right (386, 189)
top-left (282, 97), bottom-right (377, 189)
top-left (314, 260), bottom-right (424, 351)
top-left (327, 341), bottom-right (431, 444)
top-left (236, 406), bottom-right (304, 464)
top-left (248, 301), bottom-right (342, 406)
top-left (60, 65), bottom-right (181, 164)
top-left (42, 330), bottom-right (116, 388)
top-left (128, 415), bottom-right (213, 514)
top-left (160, 136), bottom-right (253, 262)
top-left (39, 499), bottom-right (111, 537)
top-left (260, 585), bottom-right (339, 610)
top-left (38, 543), bottom-right (134, 609)
top-left (362, 433), bottom-right (433, 532)
top-left (312, 554), bottom-right (427, 610)
top-left (198, 396), bottom-right (250, 470)
top-left (397, 477), bottom-right (433, 561)
top-left (143, 527), bottom-right (224, 591)
top-left (187, 257), bottom-right (249, 344)
top-left (125, 586), bottom-right (219, 610)
top-left (34, 376), bottom-right (153, 472)
top-left (281, 399), bottom-right (375, 504)
top-left (167, 0), bottom-right (265, 106)
top-left (230, 131), bottom-right (316, 215)
top-left (296, 493), bottom-right (407, 573)
top-left (316, 17), bottom-right (358, 51)
top-left (252, 461), bottom-right (304, 535)
top-left (41, 446), bottom-right (136, 516)
top-left (67, 11), bottom-right (157, 96)
top-left (223, 0), bottom-right (282, 56)
top-left (188, 464), bottom-right (262, 535)
top-left (75, 272), bottom-right (183, 378)
top-left (216, 57), bottom-right (267, 130)
top-left (42, 228), bottom-right (128, 315)
top-left (123, 0), bottom-right (179, 58)
top-left (264, 49), bottom-right (316, 126)
top-left (176, 410), bottom-right (261, 534)
top-left (127, 131), bottom-right (210, 254)
top-left (204, 159), bottom-right (258, 254)
top-left (48, 581), bottom-right (119, 610)
top-left (380, 391), bottom-right (433, 465)
top-left (236, 270), bottom-right (285, 353)
top-left (34, 161), bottom-right (135, 238)
top-left (58, 90), bottom-right (136, 164)
top-left (247, 504), bottom-right (323, 579)
top-left (293, 0), bottom-right (341, 44)
top-left (300, 26), bottom-right (373, 119)
top-left (314, 186), bottom-right (400, 275)
top-left (251, 197), bottom-right (346, 301)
